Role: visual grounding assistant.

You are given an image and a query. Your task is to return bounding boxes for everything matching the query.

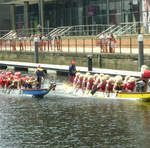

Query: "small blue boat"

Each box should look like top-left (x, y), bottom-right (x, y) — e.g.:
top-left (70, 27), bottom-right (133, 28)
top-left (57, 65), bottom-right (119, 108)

top-left (22, 88), bottom-right (51, 98)
top-left (22, 82), bottom-right (56, 98)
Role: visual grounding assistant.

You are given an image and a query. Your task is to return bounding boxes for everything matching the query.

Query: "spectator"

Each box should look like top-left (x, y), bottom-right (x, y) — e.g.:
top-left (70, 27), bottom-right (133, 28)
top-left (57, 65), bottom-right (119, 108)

top-left (110, 33), bottom-right (116, 53)
top-left (99, 32), bottom-right (107, 53)
top-left (48, 35), bottom-right (53, 51)
top-left (37, 24), bottom-right (42, 34)
top-left (18, 36), bottom-right (24, 51)
top-left (54, 32), bottom-right (61, 51)
top-left (107, 33), bottom-right (116, 53)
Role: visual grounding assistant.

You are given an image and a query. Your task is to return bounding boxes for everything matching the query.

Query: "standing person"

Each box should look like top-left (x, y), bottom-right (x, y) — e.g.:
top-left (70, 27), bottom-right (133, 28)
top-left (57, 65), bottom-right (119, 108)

top-left (48, 35), bottom-right (53, 51)
top-left (99, 32), bottom-right (106, 53)
top-left (37, 24), bottom-right (42, 34)
top-left (55, 32), bottom-right (61, 51)
top-left (107, 33), bottom-right (112, 53)
top-left (36, 65), bottom-right (45, 88)
top-left (19, 36), bottom-right (24, 51)
top-left (110, 33), bottom-right (116, 53)
top-left (69, 61), bottom-right (77, 84)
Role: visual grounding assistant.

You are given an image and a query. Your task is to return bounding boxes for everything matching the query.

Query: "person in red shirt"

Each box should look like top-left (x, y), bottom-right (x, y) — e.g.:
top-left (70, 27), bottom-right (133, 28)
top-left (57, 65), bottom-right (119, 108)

top-left (81, 75), bottom-right (88, 95)
top-left (141, 65), bottom-right (150, 81)
top-left (126, 77), bottom-right (136, 92)
top-left (86, 75), bottom-right (94, 94)
top-left (122, 75), bottom-right (131, 91)
top-left (106, 77), bottom-right (115, 93)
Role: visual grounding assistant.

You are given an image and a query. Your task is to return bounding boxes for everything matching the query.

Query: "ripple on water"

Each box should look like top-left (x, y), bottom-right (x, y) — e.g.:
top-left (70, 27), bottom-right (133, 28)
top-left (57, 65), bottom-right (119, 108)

top-left (0, 83), bottom-right (150, 147)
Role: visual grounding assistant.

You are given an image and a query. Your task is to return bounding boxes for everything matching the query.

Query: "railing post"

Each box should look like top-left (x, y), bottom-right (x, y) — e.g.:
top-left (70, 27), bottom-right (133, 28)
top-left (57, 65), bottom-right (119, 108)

top-left (75, 39), bottom-right (77, 54)
top-left (48, 40), bottom-right (49, 51)
top-left (91, 38), bottom-right (93, 53)
top-left (88, 55), bottom-right (93, 71)
top-left (99, 53), bottom-right (102, 68)
top-left (10, 40), bottom-right (11, 51)
top-left (34, 37), bottom-right (39, 63)
top-left (5, 40), bottom-right (6, 51)
top-left (30, 40), bottom-right (31, 52)
top-left (68, 39), bottom-right (70, 53)
top-left (61, 39), bottom-right (62, 51)
top-left (0, 40), bottom-right (2, 51)
top-left (138, 34), bottom-right (144, 71)
top-left (83, 39), bottom-right (85, 53)
top-left (119, 38), bottom-right (121, 54)
top-left (130, 37), bottom-right (132, 54)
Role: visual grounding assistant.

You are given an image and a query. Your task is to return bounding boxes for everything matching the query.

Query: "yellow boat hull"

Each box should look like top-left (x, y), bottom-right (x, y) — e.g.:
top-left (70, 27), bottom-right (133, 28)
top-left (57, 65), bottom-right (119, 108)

top-left (63, 83), bottom-right (150, 101)
top-left (118, 92), bottom-right (150, 100)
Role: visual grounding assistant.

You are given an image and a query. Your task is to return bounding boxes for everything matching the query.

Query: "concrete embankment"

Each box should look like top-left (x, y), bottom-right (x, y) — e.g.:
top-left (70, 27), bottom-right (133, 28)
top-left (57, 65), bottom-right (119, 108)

top-left (0, 51), bottom-right (149, 71)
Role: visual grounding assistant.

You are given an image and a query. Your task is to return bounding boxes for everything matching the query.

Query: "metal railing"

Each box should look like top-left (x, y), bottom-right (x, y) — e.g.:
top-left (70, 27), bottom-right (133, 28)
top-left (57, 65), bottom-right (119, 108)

top-left (0, 37), bottom-right (149, 55)
top-left (0, 22), bottom-right (150, 41)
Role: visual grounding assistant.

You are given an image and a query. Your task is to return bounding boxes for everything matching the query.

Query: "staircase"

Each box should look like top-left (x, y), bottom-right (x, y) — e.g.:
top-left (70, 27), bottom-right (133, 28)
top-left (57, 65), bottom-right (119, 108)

top-left (46, 26), bottom-right (73, 38)
top-left (0, 30), bottom-right (17, 40)
top-left (97, 22), bottom-right (139, 38)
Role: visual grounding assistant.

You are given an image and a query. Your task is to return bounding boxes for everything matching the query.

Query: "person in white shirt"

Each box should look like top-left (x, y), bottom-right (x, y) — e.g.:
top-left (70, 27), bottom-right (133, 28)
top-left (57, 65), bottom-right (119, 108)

top-left (99, 32), bottom-right (107, 53)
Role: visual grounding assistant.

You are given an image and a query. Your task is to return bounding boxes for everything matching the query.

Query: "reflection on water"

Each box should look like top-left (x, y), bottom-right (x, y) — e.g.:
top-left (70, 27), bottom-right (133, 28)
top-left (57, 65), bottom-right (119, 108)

top-left (0, 83), bottom-right (150, 147)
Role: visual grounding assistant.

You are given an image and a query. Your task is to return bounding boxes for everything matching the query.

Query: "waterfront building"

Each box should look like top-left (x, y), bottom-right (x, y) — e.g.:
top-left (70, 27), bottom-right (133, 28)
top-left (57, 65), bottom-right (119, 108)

top-left (0, 0), bottom-right (150, 34)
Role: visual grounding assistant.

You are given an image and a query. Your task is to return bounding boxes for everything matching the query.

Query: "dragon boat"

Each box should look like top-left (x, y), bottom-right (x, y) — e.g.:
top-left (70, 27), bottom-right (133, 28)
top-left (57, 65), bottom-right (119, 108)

top-left (63, 83), bottom-right (150, 101)
top-left (22, 82), bottom-right (56, 98)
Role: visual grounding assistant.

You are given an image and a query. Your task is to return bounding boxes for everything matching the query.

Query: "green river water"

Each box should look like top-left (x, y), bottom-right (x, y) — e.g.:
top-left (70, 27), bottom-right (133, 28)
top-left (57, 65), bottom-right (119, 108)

top-left (0, 81), bottom-right (150, 148)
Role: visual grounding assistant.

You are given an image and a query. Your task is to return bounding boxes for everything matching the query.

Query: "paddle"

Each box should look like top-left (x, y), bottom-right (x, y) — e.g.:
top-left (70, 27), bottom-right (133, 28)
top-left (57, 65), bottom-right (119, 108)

top-left (91, 86), bottom-right (100, 95)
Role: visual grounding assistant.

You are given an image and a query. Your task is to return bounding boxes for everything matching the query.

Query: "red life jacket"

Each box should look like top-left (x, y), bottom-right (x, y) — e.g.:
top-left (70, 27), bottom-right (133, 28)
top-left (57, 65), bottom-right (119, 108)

top-left (82, 79), bottom-right (87, 88)
top-left (87, 79), bottom-right (94, 90)
top-left (127, 82), bottom-right (135, 91)
top-left (100, 81), bottom-right (107, 91)
top-left (107, 82), bottom-right (114, 91)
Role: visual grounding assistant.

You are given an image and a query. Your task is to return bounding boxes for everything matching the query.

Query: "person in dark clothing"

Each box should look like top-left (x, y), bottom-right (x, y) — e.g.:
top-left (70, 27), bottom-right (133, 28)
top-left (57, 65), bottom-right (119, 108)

top-left (36, 65), bottom-right (45, 88)
top-left (69, 61), bottom-right (77, 84)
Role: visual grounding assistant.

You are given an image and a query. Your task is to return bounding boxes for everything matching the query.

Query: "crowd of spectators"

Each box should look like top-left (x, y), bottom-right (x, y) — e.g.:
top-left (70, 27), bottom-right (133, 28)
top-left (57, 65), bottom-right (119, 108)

top-left (99, 32), bottom-right (116, 53)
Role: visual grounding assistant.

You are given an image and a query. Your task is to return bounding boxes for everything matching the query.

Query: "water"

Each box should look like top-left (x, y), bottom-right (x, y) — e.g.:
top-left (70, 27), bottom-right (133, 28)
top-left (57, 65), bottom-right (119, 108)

top-left (0, 81), bottom-right (150, 148)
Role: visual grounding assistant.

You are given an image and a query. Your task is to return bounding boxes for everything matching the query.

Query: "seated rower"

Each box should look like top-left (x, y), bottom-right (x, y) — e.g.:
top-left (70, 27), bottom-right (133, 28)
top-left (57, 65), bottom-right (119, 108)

top-left (125, 77), bottom-right (136, 92)
top-left (98, 75), bottom-right (109, 92)
top-left (122, 75), bottom-right (131, 91)
top-left (113, 76), bottom-right (123, 93)
top-left (91, 74), bottom-right (108, 95)
top-left (140, 65), bottom-right (150, 92)
top-left (105, 77), bottom-right (115, 94)
top-left (81, 74), bottom-right (88, 95)
top-left (86, 75), bottom-right (94, 94)
top-left (93, 74), bottom-right (99, 82)
top-left (50, 76), bottom-right (56, 91)
top-left (73, 72), bottom-right (80, 88)
top-left (92, 76), bottom-right (101, 90)
top-left (74, 74), bottom-right (83, 93)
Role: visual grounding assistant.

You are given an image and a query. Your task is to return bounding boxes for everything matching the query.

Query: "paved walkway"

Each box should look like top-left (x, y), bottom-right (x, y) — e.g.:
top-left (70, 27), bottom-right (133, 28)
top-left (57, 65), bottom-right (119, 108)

top-left (0, 61), bottom-right (141, 77)
top-left (0, 40), bottom-right (149, 54)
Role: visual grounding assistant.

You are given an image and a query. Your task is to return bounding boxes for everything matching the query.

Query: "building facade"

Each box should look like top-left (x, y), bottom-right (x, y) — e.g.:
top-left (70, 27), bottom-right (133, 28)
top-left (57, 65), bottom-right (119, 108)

top-left (0, 0), bottom-right (148, 31)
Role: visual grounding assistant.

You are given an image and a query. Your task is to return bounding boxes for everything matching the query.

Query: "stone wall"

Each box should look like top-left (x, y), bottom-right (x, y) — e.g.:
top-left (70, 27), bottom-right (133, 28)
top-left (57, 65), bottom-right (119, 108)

top-left (0, 51), bottom-right (149, 71)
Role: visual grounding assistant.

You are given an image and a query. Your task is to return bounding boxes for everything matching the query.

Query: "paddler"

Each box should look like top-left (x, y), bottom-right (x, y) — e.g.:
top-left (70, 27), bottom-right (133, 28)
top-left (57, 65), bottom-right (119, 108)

top-left (105, 77), bottom-right (115, 94)
top-left (69, 60), bottom-right (77, 84)
top-left (113, 75), bottom-right (123, 93)
top-left (50, 76), bottom-right (56, 91)
top-left (139, 65), bottom-right (150, 92)
top-left (125, 77), bottom-right (136, 92)
top-left (36, 65), bottom-right (45, 88)
top-left (86, 75), bottom-right (94, 94)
